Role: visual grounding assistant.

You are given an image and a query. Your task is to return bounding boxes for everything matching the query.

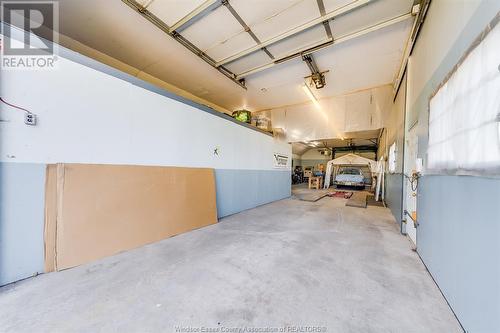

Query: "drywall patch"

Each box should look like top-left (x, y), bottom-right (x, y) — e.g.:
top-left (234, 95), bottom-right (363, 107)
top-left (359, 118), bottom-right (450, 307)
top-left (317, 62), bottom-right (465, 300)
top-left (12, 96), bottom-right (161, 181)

top-left (0, 162), bottom-right (46, 286)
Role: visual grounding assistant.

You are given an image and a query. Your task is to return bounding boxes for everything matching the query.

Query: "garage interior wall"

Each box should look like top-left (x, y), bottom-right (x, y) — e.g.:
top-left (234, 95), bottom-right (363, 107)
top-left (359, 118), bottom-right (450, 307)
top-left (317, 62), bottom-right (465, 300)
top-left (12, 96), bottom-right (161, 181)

top-left (0, 34), bottom-right (291, 286)
top-left (56, 34), bottom-right (231, 115)
top-left (299, 149), bottom-right (331, 169)
top-left (0, 163), bottom-right (46, 286)
top-left (291, 154), bottom-right (302, 167)
top-left (378, 74), bottom-right (406, 226)
top-left (260, 85), bottom-right (392, 143)
top-left (403, 1), bottom-right (500, 331)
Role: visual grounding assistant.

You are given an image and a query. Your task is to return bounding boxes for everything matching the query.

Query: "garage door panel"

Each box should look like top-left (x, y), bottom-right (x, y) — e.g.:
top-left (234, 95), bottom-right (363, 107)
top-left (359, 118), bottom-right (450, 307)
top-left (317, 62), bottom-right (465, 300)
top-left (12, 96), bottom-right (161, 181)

top-left (147, 0), bottom-right (207, 26)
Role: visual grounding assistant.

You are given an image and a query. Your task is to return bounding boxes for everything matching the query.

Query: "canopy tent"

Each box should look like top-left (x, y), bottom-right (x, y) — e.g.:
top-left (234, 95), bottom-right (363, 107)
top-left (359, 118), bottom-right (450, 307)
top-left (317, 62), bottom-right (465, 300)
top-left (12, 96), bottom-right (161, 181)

top-left (323, 153), bottom-right (379, 189)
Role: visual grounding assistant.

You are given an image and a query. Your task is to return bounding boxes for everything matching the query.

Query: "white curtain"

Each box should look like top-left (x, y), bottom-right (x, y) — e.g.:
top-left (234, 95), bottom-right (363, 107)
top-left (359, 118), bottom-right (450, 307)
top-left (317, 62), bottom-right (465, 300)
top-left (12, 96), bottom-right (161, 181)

top-left (428, 22), bottom-right (500, 175)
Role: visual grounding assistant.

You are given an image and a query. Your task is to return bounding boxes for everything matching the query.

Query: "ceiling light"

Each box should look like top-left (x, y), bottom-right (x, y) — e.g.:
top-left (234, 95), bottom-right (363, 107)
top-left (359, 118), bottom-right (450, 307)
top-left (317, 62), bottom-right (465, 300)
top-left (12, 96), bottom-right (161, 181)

top-left (302, 83), bottom-right (320, 108)
top-left (306, 141), bottom-right (320, 148)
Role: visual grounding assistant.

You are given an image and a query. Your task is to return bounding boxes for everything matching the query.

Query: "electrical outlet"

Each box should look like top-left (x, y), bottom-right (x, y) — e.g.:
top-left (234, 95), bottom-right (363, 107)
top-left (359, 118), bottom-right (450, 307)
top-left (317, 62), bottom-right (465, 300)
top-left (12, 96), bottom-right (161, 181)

top-left (24, 112), bottom-right (36, 126)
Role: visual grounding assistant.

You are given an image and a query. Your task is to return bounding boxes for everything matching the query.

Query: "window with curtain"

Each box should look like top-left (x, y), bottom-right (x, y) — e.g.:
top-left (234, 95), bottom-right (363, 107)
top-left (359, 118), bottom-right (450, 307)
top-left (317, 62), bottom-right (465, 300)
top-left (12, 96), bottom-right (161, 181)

top-left (428, 19), bottom-right (500, 175)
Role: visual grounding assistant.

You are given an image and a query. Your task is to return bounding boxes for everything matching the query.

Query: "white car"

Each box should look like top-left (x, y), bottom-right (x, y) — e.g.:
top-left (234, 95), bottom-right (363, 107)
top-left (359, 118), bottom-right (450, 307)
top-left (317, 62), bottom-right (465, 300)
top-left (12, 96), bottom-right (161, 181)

top-left (334, 167), bottom-right (365, 188)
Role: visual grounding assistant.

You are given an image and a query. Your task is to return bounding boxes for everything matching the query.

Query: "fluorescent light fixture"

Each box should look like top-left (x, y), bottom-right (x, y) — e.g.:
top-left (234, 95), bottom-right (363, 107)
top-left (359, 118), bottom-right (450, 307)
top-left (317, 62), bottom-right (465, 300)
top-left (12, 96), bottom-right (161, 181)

top-left (301, 84), bottom-right (329, 122)
top-left (305, 141), bottom-right (320, 147)
top-left (302, 83), bottom-right (320, 108)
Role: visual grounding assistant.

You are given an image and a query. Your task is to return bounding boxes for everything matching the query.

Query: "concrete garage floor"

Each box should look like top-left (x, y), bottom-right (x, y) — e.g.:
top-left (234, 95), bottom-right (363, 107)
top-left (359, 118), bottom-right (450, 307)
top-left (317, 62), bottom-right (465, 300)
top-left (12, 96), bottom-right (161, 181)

top-left (0, 197), bottom-right (461, 332)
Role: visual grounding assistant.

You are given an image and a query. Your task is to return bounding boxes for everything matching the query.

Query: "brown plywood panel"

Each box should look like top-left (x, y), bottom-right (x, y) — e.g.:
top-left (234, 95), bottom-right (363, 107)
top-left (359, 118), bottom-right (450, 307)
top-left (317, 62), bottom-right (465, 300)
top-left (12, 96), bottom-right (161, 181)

top-left (48, 163), bottom-right (217, 271)
top-left (44, 164), bottom-right (57, 272)
top-left (346, 192), bottom-right (368, 208)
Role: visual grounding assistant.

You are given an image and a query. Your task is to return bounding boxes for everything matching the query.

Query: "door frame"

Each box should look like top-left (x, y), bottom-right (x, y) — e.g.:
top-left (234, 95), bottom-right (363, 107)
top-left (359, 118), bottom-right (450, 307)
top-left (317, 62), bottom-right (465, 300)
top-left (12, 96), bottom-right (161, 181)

top-left (403, 123), bottom-right (418, 245)
top-left (401, 56), bottom-right (418, 246)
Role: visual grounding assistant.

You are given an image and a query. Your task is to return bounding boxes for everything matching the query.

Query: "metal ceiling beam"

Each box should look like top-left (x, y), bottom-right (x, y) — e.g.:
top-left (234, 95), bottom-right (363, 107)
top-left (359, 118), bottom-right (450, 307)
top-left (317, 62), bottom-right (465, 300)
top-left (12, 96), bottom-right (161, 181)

top-left (302, 54), bottom-right (319, 75)
top-left (222, 0), bottom-right (274, 60)
top-left (333, 145), bottom-right (378, 152)
top-left (122, 0), bottom-right (246, 89)
top-left (236, 12), bottom-right (413, 79)
top-left (215, 0), bottom-right (372, 67)
top-left (316, 0), bottom-right (333, 39)
top-left (170, 0), bottom-right (221, 33)
top-left (142, 0), bottom-right (155, 9)
top-left (393, 0), bottom-right (430, 95)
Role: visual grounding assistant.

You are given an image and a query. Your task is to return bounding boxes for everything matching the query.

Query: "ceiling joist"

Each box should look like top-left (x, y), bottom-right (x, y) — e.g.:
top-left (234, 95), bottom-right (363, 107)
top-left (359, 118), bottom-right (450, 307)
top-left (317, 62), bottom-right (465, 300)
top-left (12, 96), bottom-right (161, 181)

top-left (316, 0), bottom-right (333, 39)
top-left (122, 0), bottom-right (246, 89)
top-left (222, 0), bottom-right (274, 60)
top-left (215, 0), bottom-right (373, 67)
top-left (122, 0), bottom-right (413, 92)
top-left (170, 0), bottom-right (220, 33)
top-left (236, 12), bottom-right (413, 79)
top-left (393, 0), bottom-right (430, 95)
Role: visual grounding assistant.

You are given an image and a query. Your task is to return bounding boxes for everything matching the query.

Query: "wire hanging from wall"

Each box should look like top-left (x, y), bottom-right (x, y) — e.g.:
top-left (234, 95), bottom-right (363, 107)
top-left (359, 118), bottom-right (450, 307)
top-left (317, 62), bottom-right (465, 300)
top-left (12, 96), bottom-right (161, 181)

top-left (0, 96), bottom-right (31, 113)
top-left (0, 96), bottom-right (37, 125)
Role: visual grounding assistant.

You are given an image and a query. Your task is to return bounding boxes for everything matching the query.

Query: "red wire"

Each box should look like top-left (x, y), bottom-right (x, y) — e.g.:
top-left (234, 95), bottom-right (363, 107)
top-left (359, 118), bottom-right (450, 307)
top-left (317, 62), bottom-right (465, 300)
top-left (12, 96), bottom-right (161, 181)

top-left (0, 96), bottom-right (30, 113)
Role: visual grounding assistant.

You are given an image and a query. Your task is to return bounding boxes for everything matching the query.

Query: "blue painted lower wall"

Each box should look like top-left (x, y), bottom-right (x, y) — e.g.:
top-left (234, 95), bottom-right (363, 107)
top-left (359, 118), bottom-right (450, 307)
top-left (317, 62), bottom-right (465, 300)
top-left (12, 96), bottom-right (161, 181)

top-left (215, 169), bottom-right (291, 218)
top-left (407, 3), bottom-right (500, 331)
top-left (385, 173), bottom-right (403, 227)
top-left (418, 175), bottom-right (500, 332)
top-left (0, 163), bottom-right (291, 285)
top-left (0, 162), bottom-right (46, 286)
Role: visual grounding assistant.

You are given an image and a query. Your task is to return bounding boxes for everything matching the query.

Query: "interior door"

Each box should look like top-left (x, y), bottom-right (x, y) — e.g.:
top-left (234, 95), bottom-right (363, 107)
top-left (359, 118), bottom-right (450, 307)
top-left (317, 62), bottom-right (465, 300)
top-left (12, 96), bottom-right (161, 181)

top-left (404, 125), bottom-right (418, 245)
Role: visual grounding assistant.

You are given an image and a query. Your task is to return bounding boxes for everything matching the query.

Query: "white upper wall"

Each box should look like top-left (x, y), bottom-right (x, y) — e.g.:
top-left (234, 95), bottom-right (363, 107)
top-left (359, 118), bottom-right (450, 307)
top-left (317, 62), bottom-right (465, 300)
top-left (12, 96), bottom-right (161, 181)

top-left (301, 149), bottom-right (331, 161)
top-left (408, 0), bottom-right (482, 112)
top-left (0, 34), bottom-right (290, 171)
top-left (378, 74), bottom-right (406, 172)
top-left (260, 85), bottom-right (393, 142)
